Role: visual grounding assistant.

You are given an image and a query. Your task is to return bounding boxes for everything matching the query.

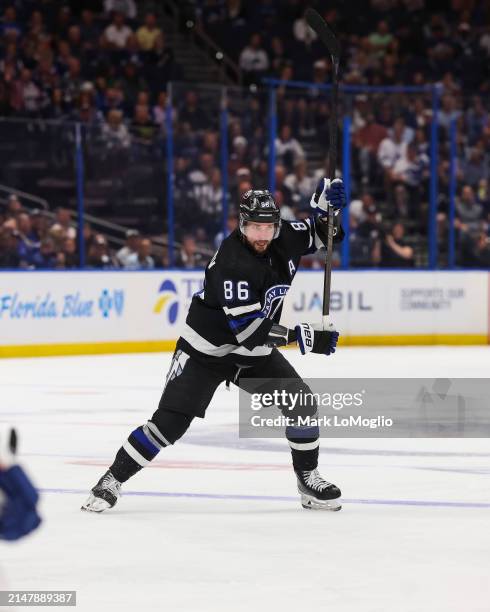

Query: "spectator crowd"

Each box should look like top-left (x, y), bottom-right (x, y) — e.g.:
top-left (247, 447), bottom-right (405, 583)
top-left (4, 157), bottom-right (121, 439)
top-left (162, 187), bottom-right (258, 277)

top-left (0, 193), bottom-right (165, 270)
top-left (0, 1), bottom-right (179, 121)
top-left (194, 0), bottom-right (490, 267)
top-left (0, 0), bottom-right (489, 268)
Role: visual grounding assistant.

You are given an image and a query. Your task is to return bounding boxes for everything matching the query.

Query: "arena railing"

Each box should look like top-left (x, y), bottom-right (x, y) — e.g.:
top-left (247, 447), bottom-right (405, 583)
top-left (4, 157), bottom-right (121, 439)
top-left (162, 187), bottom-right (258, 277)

top-left (0, 83), bottom-right (486, 271)
top-left (0, 118), bottom-right (184, 269)
top-left (264, 79), bottom-right (443, 270)
top-left (0, 184), bottom-right (49, 211)
top-left (161, 0), bottom-right (242, 86)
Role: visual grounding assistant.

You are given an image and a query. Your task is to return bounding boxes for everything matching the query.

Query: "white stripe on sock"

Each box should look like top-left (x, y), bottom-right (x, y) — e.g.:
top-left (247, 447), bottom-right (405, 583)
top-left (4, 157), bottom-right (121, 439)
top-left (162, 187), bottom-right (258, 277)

top-left (147, 421), bottom-right (171, 447)
top-left (142, 424), bottom-right (164, 450)
top-left (288, 440), bottom-right (320, 451)
top-left (123, 440), bottom-right (150, 467)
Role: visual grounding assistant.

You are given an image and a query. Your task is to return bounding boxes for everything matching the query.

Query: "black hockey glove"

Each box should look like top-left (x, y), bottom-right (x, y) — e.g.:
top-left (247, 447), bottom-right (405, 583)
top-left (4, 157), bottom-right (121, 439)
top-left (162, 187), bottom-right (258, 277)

top-left (295, 323), bottom-right (339, 356)
top-left (264, 324), bottom-right (297, 348)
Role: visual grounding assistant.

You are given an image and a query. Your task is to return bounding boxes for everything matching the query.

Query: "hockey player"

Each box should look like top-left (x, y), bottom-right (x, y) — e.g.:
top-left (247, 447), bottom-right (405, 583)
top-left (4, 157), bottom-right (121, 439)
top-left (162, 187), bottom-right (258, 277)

top-left (0, 427), bottom-right (41, 541)
top-left (82, 178), bottom-right (347, 512)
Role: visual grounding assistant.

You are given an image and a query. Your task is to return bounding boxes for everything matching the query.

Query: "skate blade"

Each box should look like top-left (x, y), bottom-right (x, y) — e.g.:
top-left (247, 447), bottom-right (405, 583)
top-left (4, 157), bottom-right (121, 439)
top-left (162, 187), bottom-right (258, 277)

top-left (80, 493), bottom-right (113, 513)
top-left (300, 493), bottom-right (342, 511)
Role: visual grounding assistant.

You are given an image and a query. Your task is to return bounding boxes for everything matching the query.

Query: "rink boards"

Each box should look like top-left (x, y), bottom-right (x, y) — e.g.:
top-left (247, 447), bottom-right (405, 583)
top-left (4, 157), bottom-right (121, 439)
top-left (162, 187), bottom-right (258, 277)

top-left (0, 270), bottom-right (488, 357)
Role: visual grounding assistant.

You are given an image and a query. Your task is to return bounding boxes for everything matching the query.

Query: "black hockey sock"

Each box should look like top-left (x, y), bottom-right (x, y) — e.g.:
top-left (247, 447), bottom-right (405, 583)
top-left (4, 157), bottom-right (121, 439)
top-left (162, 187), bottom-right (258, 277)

top-left (110, 446), bottom-right (142, 483)
top-left (286, 423), bottom-right (320, 471)
top-left (110, 413), bottom-right (194, 483)
top-left (109, 422), bottom-right (169, 483)
top-left (288, 438), bottom-right (319, 471)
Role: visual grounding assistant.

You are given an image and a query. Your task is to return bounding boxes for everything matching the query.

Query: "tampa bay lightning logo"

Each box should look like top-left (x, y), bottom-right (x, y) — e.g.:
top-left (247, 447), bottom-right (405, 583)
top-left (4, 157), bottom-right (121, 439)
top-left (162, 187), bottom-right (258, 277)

top-left (262, 284), bottom-right (290, 318)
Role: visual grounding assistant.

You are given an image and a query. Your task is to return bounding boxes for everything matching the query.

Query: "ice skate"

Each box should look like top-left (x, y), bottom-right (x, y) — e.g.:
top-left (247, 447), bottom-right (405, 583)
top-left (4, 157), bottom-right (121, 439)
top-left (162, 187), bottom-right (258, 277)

top-left (295, 468), bottom-right (342, 511)
top-left (81, 470), bottom-right (121, 513)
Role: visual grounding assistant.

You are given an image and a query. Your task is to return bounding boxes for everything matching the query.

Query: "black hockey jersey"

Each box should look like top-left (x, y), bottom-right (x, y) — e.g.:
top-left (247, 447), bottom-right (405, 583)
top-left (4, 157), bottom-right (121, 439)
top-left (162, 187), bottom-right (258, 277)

top-left (179, 217), bottom-right (344, 368)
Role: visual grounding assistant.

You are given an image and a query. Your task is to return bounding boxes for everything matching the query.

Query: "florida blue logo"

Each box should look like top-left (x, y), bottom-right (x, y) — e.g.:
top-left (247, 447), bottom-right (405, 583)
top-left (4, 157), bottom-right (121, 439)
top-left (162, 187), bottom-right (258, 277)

top-left (154, 279), bottom-right (179, 324)
top-left (98, 289), bottom-right (124, 318)
top-left (262, 284), bottom-right (290, 318)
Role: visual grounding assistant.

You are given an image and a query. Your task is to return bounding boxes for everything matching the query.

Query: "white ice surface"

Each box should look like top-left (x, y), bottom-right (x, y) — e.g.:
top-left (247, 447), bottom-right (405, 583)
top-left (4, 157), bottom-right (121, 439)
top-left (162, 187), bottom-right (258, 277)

top-left (1, 347), bottom-right (490, 612)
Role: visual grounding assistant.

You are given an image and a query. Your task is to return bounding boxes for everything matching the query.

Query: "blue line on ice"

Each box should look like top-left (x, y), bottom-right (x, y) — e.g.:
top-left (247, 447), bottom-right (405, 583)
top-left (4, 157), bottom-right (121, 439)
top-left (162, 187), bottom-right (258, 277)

top-left (40, 488), bottom-right (490, 508)
top-left (22, 445), bottom-right (490, 458)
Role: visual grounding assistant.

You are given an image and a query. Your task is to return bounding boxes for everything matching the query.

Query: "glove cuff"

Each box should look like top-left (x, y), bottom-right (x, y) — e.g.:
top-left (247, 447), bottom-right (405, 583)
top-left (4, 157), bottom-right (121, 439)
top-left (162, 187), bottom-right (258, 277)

top-left (295, 323), bottom-right (314, 355)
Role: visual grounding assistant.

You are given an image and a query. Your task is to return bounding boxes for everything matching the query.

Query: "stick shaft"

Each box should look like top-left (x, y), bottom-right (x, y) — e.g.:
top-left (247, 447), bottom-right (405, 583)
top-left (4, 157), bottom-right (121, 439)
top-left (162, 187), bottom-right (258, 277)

top-left (322, 61), bottom-right (339, 320)
top-left (304, 8), bottom-right (341, 327)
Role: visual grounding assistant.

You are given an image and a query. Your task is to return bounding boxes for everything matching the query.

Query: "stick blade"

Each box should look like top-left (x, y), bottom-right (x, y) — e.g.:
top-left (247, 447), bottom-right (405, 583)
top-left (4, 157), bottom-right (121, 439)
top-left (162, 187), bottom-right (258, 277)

top-left (305, 7), bottom-right (340, 60)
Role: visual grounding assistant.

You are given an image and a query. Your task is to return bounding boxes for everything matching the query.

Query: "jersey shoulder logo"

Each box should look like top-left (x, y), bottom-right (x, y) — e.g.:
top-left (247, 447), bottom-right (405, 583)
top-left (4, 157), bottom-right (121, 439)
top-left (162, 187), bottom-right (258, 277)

top-left (262, 284), bottom-right (290, 318)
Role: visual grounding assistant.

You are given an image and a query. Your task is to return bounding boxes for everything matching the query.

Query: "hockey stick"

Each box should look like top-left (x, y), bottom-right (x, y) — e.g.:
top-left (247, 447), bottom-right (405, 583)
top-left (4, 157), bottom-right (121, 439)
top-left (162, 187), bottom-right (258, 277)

top-left (305, 8), bottom-right (340, 330)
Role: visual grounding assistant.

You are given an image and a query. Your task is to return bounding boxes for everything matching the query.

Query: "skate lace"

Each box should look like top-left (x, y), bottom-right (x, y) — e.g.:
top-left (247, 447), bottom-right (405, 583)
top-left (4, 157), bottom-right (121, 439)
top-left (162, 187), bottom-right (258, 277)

top-left (101, 472), bottom-right (121, 495)
top-left (303, 469), bottom-right (331, 491)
